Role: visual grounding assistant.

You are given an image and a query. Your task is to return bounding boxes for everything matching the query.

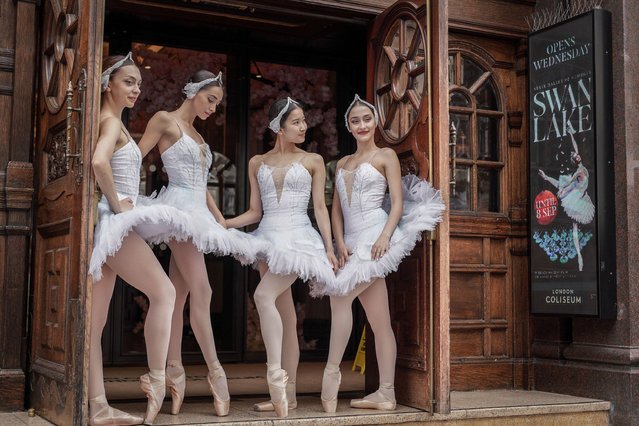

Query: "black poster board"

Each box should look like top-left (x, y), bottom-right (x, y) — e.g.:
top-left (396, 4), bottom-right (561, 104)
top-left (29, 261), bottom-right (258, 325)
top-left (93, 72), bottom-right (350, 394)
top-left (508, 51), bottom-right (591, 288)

top-left (528, 9), bottom-right (615, 317)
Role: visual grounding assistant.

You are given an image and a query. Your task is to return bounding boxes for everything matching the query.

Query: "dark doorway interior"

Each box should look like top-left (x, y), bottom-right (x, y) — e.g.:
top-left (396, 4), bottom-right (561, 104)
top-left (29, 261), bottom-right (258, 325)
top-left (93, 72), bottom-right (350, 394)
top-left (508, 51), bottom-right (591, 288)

top-left (101, 0), bottom-right (370, 367)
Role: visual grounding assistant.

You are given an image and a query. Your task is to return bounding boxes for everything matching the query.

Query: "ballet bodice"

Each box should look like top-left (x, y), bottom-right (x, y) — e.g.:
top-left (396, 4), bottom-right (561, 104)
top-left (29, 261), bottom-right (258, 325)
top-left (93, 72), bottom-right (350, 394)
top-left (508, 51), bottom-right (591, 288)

top-left (110, 140), bottom-right (141, 201)
top-left (257, 162), bottom-right (313, 229)
top-left (336, 162), bottom-right (389, 236)
top-left (161, 134), bottom-right (212, 202)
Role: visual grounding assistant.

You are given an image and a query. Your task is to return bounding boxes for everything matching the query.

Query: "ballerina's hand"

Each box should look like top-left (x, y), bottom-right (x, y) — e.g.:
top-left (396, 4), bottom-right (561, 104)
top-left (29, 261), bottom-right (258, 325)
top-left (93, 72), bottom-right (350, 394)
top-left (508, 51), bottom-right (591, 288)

top-left (538, 169), bottom-right (547, 180)
top-left (217, 217), bottom-right (227, 229)
top-left (116, 198), bottom-right (134, 214)
top-left (336, 242), bottom-right (350, 269)
top-left (326, 250), bottom-right (339, 271)
top-left (371, 233), bottom-right (391, 261)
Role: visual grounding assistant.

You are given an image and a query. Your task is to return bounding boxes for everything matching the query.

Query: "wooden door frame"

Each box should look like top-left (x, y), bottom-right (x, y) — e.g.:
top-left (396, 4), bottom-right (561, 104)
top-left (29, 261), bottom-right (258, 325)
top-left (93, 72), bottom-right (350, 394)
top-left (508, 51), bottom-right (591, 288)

top-left (431, 0), bottom-right (450, 414)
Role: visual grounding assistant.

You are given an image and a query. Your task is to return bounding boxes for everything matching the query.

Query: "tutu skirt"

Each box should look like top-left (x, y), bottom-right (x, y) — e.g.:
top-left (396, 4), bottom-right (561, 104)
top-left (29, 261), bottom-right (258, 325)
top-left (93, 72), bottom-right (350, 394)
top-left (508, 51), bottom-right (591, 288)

top-left (249, 213), bottom-right (338, 297)
top-left (142, 185), bottom-right (260, 264)
top-left (333, 175), bottom-right (445, 295)
top-left (89, 193), bottom-right (190, 281)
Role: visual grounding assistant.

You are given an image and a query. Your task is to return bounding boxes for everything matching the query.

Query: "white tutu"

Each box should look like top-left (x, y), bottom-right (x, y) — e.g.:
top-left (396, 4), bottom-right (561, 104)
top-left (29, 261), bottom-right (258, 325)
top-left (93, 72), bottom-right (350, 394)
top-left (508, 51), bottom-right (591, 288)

top-left (249, 161), bottom-right (338, 296)
top-left (333, 171), bottom-right (445, 295)
top-left (250, 220), bottom-right (337, 298)
top-left (89, 194), bottom-right (190, 281)
top-left (147, 131), bottom-right (261, 264)
top-left (145, 185), bottom-right (260, 264)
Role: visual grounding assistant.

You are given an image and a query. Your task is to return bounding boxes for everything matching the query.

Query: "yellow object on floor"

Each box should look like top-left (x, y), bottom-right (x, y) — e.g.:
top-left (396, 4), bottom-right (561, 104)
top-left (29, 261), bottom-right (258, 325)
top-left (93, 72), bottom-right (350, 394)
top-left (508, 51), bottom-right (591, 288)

top-left (352, 326), bottom-right (366, 374)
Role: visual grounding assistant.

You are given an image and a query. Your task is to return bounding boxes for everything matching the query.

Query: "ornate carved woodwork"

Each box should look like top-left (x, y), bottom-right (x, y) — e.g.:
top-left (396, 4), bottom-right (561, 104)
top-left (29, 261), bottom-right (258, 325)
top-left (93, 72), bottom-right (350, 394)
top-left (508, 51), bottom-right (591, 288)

top-left (44, 122), bottom-right (69, 182)
top-left (374, 8), bottom-right (427, 144)
top-left (31, 0), bottom-right (103, 423)
top-left (41, 0), bottom-right (79, 114)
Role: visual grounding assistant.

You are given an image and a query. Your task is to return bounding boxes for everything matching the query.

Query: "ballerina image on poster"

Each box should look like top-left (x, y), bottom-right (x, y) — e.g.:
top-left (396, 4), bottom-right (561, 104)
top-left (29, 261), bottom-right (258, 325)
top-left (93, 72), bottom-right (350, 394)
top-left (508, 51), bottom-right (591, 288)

top-left (138, 70), bottom-right (258, 417)
top-left (538, 132), bottom-right (595, 271)
top-left (225, 97), bottom-right (339, 418)
top-left (318, 95), bottom-right (445, 413)
top-left (89, 52), bottom-right (187, 425)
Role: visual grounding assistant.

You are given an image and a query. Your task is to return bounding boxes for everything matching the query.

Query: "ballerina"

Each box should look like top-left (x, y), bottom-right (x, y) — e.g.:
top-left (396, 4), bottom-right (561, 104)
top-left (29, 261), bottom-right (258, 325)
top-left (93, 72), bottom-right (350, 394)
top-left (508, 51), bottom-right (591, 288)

top-left (89, 52), bottom-right (184, 425)
top-left (538, 132), bottom-right (594, 271)
top-left (319, 95), bottom-right (445, 413)
top-left (226, 97), bottom-right (339, 417)
top-left (138, 70), bottom-right (257, 417)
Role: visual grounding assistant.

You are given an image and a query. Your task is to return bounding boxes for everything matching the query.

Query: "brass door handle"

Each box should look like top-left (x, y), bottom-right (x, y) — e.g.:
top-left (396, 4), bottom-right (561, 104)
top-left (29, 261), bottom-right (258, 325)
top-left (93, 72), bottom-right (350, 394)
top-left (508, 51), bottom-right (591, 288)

top-left (65, 69), bottom-right (86, 185)
top-left (449, 118), bottom-right (457, 197)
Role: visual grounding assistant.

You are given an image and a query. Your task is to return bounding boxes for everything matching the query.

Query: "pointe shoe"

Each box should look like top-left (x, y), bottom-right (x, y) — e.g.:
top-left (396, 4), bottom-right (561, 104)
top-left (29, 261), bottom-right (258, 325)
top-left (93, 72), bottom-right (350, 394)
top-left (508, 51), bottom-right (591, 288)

top-left (89, 398), bottom-right (144, 426)
top-left (350, 384), bottom-right (396, 411)
top-left (321, 368), bottom-right (341, 413)
top-left (253, 381), bottom-right (297, 412)
top-left (266, 368), bottom-right (289, 418)
top-left (207, 365), bottom-right (230, 416)
top-left (166, 362), bottom-right (186, 415)
top-left (139, 373), bottom-right (166, 425)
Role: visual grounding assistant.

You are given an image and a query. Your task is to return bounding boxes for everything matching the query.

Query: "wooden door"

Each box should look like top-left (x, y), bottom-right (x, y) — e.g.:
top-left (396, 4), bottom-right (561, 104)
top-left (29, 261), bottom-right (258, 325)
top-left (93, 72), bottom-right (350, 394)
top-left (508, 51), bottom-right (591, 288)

top-left (447, 34), bottom-right (530, 390)
top-left (31, 0), bottom-right (104, 424)
top-left (366, 0), bottom-right (448, 411)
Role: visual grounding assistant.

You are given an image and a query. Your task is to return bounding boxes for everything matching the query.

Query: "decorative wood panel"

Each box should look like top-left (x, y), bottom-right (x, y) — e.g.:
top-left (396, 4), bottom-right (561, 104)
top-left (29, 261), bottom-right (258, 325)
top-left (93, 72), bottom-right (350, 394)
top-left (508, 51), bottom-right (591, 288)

top-left (448, 24), bottom-right (532, 392)
top-left (30, 0), bottom-right (103, 424)
top-left (0, 0), bottom-right (38, 411)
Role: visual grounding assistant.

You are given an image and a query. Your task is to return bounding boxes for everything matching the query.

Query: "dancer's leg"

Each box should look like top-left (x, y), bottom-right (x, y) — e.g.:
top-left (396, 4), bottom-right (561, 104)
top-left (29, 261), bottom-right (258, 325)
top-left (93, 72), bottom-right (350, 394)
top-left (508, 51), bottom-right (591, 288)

top-left (167, 254), bottom-right (189, 363)
top-left (167, 240), bottom-right (219, 368)
top-left (254, 287), bottom-right (299, 411)
top-left (88, 266), bottom-right (117, 401)
top-left (321, 280), bottom-right (373, 408)
top-left (277, 288), bottom-right (299, 388)
top-left (106, 233), bottom-right (176, 370)
top-left (253, 271), bottom-right (297, 417)
top-left (167, 240), bottom-right (230, 415)
top-left (573, 222), bottom-right (583, 271)
top-left (356, 278), bottom-right (396, 405)
top-left (253, 272), bottom-right (297, 368)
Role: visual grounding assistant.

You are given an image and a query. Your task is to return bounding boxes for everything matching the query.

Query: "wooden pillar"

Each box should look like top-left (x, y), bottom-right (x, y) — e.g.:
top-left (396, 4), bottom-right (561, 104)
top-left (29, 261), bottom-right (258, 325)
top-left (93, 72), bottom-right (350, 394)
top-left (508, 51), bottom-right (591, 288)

top-left (0, 0), bottom-right (38, 411)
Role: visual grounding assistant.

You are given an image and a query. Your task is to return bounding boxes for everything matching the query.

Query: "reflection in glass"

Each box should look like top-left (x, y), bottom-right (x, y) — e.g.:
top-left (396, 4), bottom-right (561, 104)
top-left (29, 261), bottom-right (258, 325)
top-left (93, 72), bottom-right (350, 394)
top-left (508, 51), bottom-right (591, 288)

top-left (477, 116), bottom-right (499, 161)
top-left (476, 80), bottom-right (498, 110)
top-left (451, 166), bottom-right (471, 211)
top-left (448, 54), bottom-right (456, 84)
top-left (478, 168), bottom-right (499, 212)
top-left (462, 56), bottom-right (484, 88)
top-left (450, 91), bottom-right (469, 107)
top-left (450, 113), bottom-right (471, 159)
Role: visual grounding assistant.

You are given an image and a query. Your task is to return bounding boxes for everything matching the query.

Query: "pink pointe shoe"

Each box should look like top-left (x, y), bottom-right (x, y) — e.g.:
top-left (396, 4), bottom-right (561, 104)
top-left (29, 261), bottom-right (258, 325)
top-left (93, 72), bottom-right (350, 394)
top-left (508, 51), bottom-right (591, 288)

top-left (89, 395), bottom-right (144, 426)
top-left (266, 368), bottom-right (289, 418)
top-left (207, 362), bottom-right (230, 416)
top-left (165, 361), bottom-right (186, 415)
top-left (253, 380), bottom-right (297, 412)
top-left (139, 373), bottom-right (166, 424)
top-left (321, 367), bottom-right (341, 413)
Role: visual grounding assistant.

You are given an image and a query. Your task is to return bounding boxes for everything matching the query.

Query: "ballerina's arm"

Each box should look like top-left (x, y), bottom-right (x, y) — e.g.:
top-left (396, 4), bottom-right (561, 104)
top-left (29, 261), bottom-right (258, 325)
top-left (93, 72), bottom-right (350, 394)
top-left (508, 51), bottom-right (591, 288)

top-left (371, 148), bottom-right (403, 260)
top-left (206, 191), bottom-right (226, 228)
top-left (308, 154), bottom-right (338, 269)
top-left (137, 111), bottom-right (173, 158)
top-left (92, 117), bottom-right (133, 214)
top-left (538, 169), bottom-right (559, 188)
top-left (331, 156), bottom-right (350, 268)
top-left (226, 156), bottom-right (263, 229)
